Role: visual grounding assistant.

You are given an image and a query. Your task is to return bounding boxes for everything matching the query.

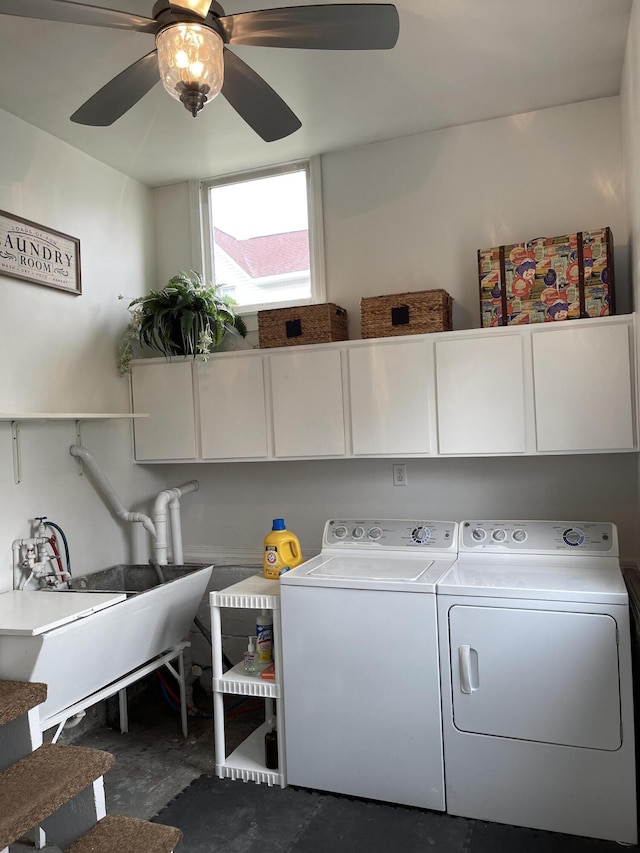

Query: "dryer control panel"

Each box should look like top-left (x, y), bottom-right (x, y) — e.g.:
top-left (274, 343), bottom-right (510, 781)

top-left (461, 520), bottom-right (617, 555)
top-left (323, 519), bottom-right (457, 551)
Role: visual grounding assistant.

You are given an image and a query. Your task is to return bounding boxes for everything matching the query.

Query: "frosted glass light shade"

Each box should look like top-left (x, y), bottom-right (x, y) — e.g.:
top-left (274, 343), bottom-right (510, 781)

top-left (156, 23), bottom-right (224, 117)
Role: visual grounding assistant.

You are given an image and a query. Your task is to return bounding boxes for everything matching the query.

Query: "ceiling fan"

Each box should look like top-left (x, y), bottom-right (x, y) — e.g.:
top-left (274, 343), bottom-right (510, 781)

top-left (0, 0), bottom-right (399, 141)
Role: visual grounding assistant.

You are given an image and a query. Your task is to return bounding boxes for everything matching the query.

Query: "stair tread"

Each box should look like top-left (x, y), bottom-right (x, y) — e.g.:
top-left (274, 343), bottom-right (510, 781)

top-left (0, 679), bottom-right (47, 726)
top-left (0, 742), bottom-right (115, 849)
top-left (65, 814), bottom-right (182, 853)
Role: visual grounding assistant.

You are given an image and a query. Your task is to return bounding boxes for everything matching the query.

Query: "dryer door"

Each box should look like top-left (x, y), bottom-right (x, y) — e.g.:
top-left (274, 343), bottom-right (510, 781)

top-left (448, 605), bottom-right (621, 750)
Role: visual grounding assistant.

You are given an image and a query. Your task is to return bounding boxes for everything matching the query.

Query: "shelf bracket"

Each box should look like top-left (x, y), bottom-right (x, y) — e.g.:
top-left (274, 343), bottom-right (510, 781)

top-left (74, 420), bottom-right (84, 476)
top-left (11, 420), bottom-right (22, 485)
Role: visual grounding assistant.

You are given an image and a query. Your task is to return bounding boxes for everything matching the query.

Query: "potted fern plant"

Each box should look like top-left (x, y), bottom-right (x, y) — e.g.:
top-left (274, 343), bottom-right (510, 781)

top-left (118, 270), bottom-right (247, 375)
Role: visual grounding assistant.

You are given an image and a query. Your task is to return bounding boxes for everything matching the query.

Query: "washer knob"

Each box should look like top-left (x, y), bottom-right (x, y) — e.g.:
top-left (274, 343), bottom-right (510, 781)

top-left (492, 529), bottom-right (507, 542)
top-left (334, 525), bottom-right (348, 539)
top-left (512, 529), bottom-right (527, 543)
top-left (471, 528), bottom-right (486, 542)
top-left (368, 527), bottom-right (382, 540)
top-left (352, 526), bottom-right (365, 540)
top-left (412, 526), bottom-right (431, 544)
top-left (563, 527), bottom-right (585, 547)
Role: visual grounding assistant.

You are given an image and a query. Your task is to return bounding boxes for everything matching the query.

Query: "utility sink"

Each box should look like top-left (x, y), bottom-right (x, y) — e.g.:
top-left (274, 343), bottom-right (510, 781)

top-left (0, 563), bottom-right (213, 725)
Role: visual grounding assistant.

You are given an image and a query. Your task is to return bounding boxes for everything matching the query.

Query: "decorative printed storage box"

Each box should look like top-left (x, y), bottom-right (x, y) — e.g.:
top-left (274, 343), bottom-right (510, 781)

top-left (478, 228), bottom-right (615, 327)
top-left (360, 289), bottom-right (453, 339)
top-left (258, 303), bottom-right (348, 348)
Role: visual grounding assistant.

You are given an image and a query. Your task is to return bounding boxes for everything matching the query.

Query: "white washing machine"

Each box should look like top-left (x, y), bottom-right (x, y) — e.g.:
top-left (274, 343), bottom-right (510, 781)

top-left (437, 520), bottom-right (637, 844)
top-left (280, 518), bottom-right (458, 810)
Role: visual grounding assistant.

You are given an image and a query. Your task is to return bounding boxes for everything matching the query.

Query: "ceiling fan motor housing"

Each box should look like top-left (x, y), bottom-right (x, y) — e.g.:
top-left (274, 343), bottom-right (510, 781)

top-left (152, 1), bottom-right (226, 27)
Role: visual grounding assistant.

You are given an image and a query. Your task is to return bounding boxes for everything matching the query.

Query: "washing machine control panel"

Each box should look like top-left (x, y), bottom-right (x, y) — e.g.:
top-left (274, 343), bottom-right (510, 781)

top-left (324, 519), bottom-right (457, 550)
top-left (461, 520), bottom-right (616, 554)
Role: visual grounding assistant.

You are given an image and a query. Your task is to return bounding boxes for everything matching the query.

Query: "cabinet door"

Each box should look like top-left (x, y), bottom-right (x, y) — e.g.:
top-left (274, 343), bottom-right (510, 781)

top-left (533, 321), bottom-right (635, 452)
top-left (435, 334), bottom-right (526, 454)
top-left (270, 348), bottom-right (345, 457)
top-left (131, 362), bottom-right (196, 460)
top-left (348, 340), bottom-right (432, 455)
top-left (198, 355), bottom-right (268, 459)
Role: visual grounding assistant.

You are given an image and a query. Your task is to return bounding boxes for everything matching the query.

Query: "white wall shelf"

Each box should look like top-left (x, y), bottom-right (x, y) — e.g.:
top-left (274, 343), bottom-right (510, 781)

top-left (0, 413), bottom-right (148, 484)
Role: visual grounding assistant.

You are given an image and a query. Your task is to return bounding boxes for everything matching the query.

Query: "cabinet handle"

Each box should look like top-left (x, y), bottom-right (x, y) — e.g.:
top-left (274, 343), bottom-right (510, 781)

top-left (458, 644), bottom-right (479, 694)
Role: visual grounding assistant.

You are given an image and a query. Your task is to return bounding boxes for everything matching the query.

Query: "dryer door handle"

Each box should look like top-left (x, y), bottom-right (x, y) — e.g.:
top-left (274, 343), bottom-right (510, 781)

top-left (458, 644), bottom-right (479, 694)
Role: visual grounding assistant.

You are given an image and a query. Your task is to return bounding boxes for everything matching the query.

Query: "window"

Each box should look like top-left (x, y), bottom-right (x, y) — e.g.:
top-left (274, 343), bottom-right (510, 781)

top-left (201, 159), bottom-right (325, 317)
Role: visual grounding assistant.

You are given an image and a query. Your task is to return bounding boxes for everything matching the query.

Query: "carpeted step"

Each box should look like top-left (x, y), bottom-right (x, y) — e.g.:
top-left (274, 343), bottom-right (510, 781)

top-left (64, 814), bottom-right (183, 852)
top-left (0, 742), bottom-right (115, 849)
top-left (0, 679), bottom-right (47, 726)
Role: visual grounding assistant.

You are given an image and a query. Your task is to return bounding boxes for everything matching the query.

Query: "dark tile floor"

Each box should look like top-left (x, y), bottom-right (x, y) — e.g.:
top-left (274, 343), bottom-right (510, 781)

top-left (67, 679), bottom-right (255, 820)
top-left (154, 775), bottom-right (631, 853)
top-left (11, 678), bottom-right (638, 852)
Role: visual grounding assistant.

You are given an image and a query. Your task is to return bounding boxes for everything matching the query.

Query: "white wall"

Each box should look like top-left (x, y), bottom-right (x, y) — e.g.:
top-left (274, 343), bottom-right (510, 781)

top-left (622, 1), bottom-right (640, 330)
top-left (154, 181), bottom-right (202, 285)
top-left (176, 454), bottom-right (639, 564)
top-left (323, 98), bottom-right (628, 337)
top-left (156, 98), bottom-right (629, 336)
top-left (620, 0), bottom-right (640, 565)
top-left (151, 96), bottom-right (639, 565)
top-left (0, 109), bottom-right (167, 591)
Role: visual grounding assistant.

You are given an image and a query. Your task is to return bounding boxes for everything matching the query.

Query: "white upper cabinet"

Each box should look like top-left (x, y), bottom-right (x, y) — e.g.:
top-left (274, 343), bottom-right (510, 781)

top-left (129, 315), bottom-right (637, 462)
top-left (435, 333), bottom-right (527, 455)
top-left (269, 347), bottom-right (346, 457)
top-left (131, 361), bottom-right (197, 460)
top-left (197, 354), bottom-right (268, 460)
top-left (348, 340), bottom-right (433, 455)
top-left (532, 320), bottom-right (636, 452)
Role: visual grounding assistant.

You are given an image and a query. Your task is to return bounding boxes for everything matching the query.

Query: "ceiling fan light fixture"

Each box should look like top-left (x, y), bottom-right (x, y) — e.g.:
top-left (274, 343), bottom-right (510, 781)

top-left (156, 22), bottom-right (223, 117)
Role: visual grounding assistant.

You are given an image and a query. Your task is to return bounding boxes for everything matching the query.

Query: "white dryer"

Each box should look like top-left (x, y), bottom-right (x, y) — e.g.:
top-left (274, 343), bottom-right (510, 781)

top-left (280, 519), bottom-right (458, 810)
top-left (437, 520), bottom-right (637, 844)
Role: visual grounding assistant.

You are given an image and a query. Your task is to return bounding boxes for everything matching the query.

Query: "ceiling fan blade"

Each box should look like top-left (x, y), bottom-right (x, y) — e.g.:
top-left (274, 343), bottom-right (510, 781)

top-left (169, 0), bottom-right (212, 18)
top-left (217, 4), bottom-right (399, 50)
top-left (221, 48), bottom-right (301, 142)
top-left (0, 0), bottom-right (156, 32)
top-left (71, 50), bottom-right (159, 126)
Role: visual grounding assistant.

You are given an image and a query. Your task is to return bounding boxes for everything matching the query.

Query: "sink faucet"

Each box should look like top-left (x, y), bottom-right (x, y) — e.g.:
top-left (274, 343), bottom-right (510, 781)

top-left (12, 537), bottom-right (58, 589)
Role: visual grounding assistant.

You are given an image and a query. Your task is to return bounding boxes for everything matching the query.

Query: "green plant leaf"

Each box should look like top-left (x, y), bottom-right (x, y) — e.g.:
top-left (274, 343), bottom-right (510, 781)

top-left (116, 270), bottom-right (248, 373)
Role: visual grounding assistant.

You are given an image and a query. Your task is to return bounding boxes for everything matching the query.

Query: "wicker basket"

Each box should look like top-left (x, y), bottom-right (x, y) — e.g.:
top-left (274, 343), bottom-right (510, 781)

top-left (360, 289), bottom-right (453, 339)
top-left (258, 303), bottom-right (348, 348)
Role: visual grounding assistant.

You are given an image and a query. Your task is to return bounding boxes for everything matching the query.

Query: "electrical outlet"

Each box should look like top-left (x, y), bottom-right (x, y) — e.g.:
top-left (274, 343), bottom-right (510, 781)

top-left (392, 464), bottom-right (407, 486)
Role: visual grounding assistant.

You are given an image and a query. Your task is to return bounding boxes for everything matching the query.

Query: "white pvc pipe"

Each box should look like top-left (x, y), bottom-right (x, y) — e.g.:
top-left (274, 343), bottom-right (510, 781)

top-left (152, 481), bottom-right (199, 565)
top-left (69, 445), bottom-right (156, 538)
top-left (169, 499), bottom-right (184, 565)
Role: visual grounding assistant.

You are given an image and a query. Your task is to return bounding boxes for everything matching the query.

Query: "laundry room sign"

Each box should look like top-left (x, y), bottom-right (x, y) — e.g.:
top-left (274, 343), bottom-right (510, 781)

top-left (0, 209), bottom-right (81, 295)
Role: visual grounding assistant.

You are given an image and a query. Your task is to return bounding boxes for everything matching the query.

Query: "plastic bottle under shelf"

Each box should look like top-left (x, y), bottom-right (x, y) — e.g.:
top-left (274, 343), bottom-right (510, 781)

top-left (243, 636), bottom-right (258, 675)
top-left (263, 518), bottom-right (303, 580)
top-left (265, 728), bottom-right (278, 769)
top-left (256, 610), bottom-right (273, 663)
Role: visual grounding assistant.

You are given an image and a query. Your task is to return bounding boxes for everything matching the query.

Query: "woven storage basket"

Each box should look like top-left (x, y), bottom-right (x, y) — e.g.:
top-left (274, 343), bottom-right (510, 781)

top-left (258, 303), bottom-right (348, 348)
top-left (361, 289), bottom-right (453, 339)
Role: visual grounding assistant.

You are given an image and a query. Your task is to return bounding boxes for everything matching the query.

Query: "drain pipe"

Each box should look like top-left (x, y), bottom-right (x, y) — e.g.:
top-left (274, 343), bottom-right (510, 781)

top-left (69, 445), bottom-right (156, 539)
top-left (153, 481), bottom-right (199, 565)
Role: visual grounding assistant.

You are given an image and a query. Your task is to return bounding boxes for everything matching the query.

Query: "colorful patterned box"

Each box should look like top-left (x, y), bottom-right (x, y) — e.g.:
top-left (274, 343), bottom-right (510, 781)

top-left (478, 228), bottom-right (615, 327)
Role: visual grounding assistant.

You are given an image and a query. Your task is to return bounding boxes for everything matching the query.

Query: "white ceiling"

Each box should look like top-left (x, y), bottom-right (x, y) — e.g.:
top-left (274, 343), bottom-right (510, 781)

top-left (0, 0), bottom-right (633, 187)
